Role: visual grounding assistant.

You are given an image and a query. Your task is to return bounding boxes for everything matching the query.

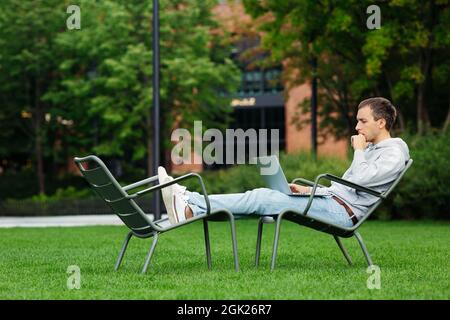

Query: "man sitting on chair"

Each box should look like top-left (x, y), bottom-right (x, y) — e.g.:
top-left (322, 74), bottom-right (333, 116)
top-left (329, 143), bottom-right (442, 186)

top-left (158, 97), bottom-right (410, 227)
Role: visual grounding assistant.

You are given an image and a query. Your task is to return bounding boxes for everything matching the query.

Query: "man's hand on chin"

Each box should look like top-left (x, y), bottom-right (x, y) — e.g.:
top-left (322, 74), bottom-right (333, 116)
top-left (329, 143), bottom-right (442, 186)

top-left (351, 134), bottom-right (368, 150)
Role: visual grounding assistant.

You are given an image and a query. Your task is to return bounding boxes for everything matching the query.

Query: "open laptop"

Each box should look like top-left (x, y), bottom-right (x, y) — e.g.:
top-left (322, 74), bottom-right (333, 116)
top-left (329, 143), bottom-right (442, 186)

top-left (256, 155), bottom-right (318, 197)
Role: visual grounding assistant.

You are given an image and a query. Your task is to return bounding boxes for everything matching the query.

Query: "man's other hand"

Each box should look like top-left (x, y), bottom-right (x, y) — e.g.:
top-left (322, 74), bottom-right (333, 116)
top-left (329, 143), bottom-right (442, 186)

top-left (289, 184), bottom-right (311, 194)
top-left (351, 134), bottom-right (368, 150)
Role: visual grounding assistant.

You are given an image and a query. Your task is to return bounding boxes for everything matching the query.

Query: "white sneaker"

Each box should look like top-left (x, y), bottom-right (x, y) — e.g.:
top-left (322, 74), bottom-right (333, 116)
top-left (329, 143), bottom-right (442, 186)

top-left (158, 167), bottom-right (189, 225)
top-left (158, 167), bottom-right (187, 194)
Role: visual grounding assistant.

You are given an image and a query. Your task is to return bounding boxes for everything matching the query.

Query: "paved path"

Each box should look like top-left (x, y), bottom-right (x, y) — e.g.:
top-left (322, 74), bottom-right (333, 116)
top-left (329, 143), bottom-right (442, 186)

top-left (0, 214), bottom-right (160, 228)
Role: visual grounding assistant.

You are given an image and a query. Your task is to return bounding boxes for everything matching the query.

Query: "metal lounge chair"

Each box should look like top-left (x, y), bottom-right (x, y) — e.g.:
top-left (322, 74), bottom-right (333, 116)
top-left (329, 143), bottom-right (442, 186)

top-left (255, 159), bottom-right (413, 271)
top-left (74, 155), bottom-right (239, 273)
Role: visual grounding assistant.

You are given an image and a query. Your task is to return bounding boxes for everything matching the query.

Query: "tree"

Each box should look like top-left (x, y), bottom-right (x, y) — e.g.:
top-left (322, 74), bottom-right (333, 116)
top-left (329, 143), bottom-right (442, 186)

top-left (363, 0), bottom-right (450, 134)
top-left (48, 0), bottom-right (239, 175)
top-left (243, 0), bottom-right (450, 138)
top-left (0, 0), bottom-right (239, 194)
top-left (0, 0), bottom-right (68, 194)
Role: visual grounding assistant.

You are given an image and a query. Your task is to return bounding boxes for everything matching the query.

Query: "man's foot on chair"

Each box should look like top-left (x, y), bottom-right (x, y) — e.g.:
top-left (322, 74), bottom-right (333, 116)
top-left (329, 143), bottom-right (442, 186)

top-left (158, 167), bottom-right (193, 224)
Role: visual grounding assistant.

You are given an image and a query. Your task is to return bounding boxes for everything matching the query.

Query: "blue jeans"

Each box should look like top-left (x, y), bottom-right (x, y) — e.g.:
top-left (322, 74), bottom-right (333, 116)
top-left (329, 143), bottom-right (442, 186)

top-left (186, 187), bottom-right (353, 228)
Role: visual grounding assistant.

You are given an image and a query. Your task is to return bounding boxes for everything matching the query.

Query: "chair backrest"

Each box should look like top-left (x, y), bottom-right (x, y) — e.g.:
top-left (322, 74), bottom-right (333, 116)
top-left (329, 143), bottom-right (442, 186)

top-left (74, 155), bottom-right (155, 238)
top-left (354, 158), bottom-right (414, 227)
top-left (283, 158), bottom-right (413, 238)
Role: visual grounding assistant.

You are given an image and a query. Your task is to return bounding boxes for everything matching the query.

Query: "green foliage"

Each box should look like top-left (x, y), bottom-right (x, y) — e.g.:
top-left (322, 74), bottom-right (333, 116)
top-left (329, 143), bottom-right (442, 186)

top-left (243, 0), bottom-right (450, 136)
top-left (384, 130), bottom-right (450, 219)
top-left (0, 170), bottom-right (39, 199)
top-left (0, 169), bottom-right (90, 200)
top-left (0, 0), bottom-right (70, 182)
top-left (46, 0), bottom-right (240, 162)
top-left (30, 186), bottom-right (92, 202)
top-left (0, 0), bottom-right (240, 190)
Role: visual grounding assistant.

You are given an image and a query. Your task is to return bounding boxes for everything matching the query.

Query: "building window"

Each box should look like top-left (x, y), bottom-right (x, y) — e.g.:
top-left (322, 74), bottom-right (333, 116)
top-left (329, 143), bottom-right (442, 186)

top-left (204, 106), bottom-right (285, 170)
top-left (238, 67), bottom-right (283, 96)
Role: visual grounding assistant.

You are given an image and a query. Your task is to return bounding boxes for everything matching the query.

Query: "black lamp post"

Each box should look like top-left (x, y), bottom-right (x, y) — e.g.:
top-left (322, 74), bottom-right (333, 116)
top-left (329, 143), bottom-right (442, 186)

top-left (152, 0), bottom-right (161, 219)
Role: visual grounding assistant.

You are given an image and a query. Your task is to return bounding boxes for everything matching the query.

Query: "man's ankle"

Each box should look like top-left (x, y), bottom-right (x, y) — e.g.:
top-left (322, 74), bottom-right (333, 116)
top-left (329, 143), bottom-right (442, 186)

top-left (185, 205), bottom-right (193, 219)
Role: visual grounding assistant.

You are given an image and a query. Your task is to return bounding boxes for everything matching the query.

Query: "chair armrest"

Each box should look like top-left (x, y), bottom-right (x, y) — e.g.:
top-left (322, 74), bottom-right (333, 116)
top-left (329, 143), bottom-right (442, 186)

top-left (122, 176), bottom-right (159, 191)
top-left (291, 177), bottom-right (326, 188)
top-left (126, 173), bottom-right (211, 215)
top-left (299, 173), bottom-right (384, 218)
top-left (316, 173), bottom-right (385, 198)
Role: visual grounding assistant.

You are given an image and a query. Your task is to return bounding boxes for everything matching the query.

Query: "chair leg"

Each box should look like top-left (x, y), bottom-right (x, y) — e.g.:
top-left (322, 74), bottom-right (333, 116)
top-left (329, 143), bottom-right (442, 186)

top-left (255, 218), bottom-right (264, 267)
top-left (334, 235), bottom-right (353, 266)
top-left (203, 219), bottom-right (212, 270)
top-left (223, 211), bottom-right (239, 272)
top-left (354, 231), bottom-right (373, 267)
top-left (114, 232), bottom-right (133, 271)
top-left (142, 233), bottom-right (159, 274)
top-left (270, 213), bottom-right (285, 271)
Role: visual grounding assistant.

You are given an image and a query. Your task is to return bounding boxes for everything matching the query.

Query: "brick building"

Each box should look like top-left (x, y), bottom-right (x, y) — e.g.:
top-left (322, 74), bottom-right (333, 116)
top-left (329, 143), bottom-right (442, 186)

top-left (172, 2), bottom-right (348, 173)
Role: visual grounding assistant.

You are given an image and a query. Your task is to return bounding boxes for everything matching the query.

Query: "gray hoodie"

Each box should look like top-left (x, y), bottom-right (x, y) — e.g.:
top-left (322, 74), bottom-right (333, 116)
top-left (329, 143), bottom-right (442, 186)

top-left (315, 137), bottom-right (410, 219)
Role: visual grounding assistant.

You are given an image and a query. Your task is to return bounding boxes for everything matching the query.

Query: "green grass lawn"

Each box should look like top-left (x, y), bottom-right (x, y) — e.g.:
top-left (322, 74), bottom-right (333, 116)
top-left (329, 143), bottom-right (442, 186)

top-left (0, 220), bottom-right (449, 299)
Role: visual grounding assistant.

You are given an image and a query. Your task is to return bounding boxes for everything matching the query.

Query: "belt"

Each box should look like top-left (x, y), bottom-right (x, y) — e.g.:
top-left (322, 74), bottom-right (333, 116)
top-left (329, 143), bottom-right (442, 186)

top-left (332, 196), bottom-right (358, 225)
